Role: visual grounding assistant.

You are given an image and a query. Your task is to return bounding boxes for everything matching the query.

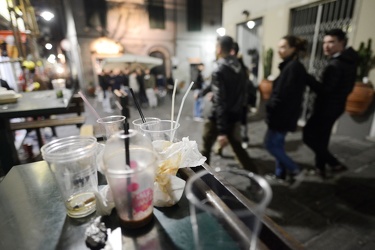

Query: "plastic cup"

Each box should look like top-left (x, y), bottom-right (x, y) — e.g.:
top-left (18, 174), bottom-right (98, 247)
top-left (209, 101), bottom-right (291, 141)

top-left (140, 120), bottom-right (180, 142)
top-left (41, 136), bottom-right (99, 218)
top-left (103, 130), bottom-right (157, 229)
top-left (132, 117), bottom-right (160, 132)
top-left (51, 78), bottom-right (66, 98)
top-left (97, 115), bottom-right (126, 141)
top-left (185, 168), bottom-right (272, 250)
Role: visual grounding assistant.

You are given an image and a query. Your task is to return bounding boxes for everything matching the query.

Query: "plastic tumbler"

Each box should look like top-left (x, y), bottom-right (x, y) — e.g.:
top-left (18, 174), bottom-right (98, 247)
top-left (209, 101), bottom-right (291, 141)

top-left (97, 115), bottom-right (126, 141)
top-left (185, 168), bottom-right (272, 250)
top-left (132, 117), bottom-right (160, 132)
top-left (41, 136), bottom-right (99, 218)
top-left (140, 120), bottom-right (180, 142)
top-left (103, 129), bottom-right (157, 229)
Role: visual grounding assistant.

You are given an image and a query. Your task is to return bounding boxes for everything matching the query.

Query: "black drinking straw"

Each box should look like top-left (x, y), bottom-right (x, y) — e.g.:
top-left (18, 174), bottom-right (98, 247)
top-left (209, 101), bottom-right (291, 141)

top-left (123, 121), bottom-right (133, 220)
top-left (129, 88), bottom-right (146, 123)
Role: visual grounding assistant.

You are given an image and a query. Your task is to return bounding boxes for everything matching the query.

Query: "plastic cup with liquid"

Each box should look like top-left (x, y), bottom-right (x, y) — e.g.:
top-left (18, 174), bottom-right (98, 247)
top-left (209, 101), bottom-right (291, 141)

top-left (41, 136), bottom-right (99, 218)
top-left (103, 129), bottom-right (157, 229)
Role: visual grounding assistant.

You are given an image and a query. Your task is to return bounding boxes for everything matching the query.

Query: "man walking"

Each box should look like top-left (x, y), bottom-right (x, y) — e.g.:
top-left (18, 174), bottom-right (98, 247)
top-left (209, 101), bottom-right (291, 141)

top-left (303, 29), bottom-right (358, 178)
top-left (201, 36), bottom-right (258, 173)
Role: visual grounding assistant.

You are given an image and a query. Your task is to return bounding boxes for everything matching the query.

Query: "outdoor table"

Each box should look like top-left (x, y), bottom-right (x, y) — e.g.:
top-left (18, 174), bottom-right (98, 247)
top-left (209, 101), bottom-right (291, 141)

top-left (0, 161), bottom-right (303, 250)
top-left (0, 89), bottom-right (74, 174)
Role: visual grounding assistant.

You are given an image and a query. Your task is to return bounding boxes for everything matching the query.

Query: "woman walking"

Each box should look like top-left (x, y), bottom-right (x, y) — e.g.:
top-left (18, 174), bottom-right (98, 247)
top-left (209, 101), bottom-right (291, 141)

top-left (264, 35), bottom-right (308, 184)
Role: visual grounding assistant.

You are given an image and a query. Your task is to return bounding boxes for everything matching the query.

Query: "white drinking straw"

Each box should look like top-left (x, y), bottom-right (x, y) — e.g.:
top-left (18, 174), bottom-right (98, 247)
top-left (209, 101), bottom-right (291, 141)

top-left (78, 91), bottom-right (101, 120)
top-left (171, 81), bottom-right (195, 141)
top-left (171, 78), bottom-right (178, 131)
top-left (115, 100), bottom-right (123, 110)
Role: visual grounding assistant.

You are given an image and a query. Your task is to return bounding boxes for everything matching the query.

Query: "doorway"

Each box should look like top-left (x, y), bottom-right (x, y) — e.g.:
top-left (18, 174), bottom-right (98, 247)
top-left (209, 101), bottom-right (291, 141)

top-left (236, 18), bottom-right (263, 86)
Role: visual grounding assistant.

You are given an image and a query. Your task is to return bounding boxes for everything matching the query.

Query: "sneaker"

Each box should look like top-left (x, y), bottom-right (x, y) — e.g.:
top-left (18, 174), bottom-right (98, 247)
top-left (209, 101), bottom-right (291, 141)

top-left (330, 164), bottom-right (348, 173)
top-left (289, 169), bottom-right (306, 189)
top-left (104, 109), bottom-right (114, 113)
top-left (193, 117), bottom-right (204, 122)
top-left (214, 144), bottom-right (223, 156)
top-left (265, 174), bottom-right (288, 185)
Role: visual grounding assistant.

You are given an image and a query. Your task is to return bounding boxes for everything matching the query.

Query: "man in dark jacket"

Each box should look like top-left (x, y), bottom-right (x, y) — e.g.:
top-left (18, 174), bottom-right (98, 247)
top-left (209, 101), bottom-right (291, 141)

top-left (303, 29), bottom-right (358, 178)
top-left (201, 36), bottom-right (258, 173)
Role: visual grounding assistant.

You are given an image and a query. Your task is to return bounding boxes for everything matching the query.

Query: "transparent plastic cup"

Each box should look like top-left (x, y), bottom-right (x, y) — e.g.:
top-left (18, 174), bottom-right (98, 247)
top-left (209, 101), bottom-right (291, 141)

top-left (185, 168), bottom-right (272, 250)
top-left (103, 130), bottom-right (157, 229)
top-left (140, 120), bottom-right (180, 142)
top-left (96, 115), bottom-right (126, 141)
top-left (51, 78), bottom-right (66, 98)
top-left (132, 117), bottom-right (160, 132)
top-left (41, 136), bottom-right (99, 218)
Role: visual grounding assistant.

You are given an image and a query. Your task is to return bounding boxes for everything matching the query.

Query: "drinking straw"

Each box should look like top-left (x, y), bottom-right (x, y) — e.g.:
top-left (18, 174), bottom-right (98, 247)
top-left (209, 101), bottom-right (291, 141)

top-left (129, 88), bottom-right (146, 123)
top-left (171, 79), bottom-right (178, 131)
top-left (171, 81), bottom-right (195, 141)
top-left (115, 100), bottom-right (123, 110)
top-left (78, 91), bottom-right (101, 120)
top-left (123, 121), bottom-right (133, 220)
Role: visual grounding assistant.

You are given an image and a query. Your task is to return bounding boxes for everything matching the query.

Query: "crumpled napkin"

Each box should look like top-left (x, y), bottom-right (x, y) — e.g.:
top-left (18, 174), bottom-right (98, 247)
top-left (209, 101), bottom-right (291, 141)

top-left (152, 137), bottom-right (206, 207)
top-left (95, 185), bottom-right (115, 216)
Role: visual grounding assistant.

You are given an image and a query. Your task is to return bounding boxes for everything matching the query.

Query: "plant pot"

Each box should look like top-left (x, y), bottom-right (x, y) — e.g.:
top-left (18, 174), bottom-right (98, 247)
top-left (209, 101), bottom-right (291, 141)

top-left (259, 79), bottom-right (273, 100)
top-left (86, 85), bottom-right (96, 97)
top-left (345, 82), bottom-right (374, 115)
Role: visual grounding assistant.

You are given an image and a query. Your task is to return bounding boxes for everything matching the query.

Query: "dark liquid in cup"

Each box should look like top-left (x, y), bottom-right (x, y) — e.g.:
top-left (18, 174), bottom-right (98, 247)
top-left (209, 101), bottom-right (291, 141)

top-left (120, 212), bottom-right (154, 229)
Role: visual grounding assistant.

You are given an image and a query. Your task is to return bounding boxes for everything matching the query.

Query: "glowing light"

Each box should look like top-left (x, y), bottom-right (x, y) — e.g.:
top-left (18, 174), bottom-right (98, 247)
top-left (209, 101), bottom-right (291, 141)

top-left (216, 27), bottom-right (226, 37)
top-left (47, 54), bottom-right (56, 63)
top-left (40, 11), bottom-right (54, 21)
top-left (45, 43), bottom-right (52, 50)
top-left (247, 21), bottom-right (256, 29)
top-left (92, 37), bottom-right (123, 55)
top-left (56, 66), bottom-right (65, 74)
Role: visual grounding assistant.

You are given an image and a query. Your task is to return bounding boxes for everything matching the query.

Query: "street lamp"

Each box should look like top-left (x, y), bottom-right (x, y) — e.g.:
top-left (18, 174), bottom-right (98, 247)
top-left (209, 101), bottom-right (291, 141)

top-left (216, 27), bottom-right (226, 37)
top-left (247, 21), bottom-right (256, 29)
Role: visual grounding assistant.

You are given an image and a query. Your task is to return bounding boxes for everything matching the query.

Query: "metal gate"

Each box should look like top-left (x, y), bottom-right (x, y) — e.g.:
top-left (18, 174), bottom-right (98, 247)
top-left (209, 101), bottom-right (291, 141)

top-left (290, 0), bottom-right (356, 123)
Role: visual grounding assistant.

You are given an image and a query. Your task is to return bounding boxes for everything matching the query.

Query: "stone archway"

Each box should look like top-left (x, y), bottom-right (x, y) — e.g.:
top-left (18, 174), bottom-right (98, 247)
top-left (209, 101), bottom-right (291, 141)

top-left (148, 45), bottom-right (171, 78)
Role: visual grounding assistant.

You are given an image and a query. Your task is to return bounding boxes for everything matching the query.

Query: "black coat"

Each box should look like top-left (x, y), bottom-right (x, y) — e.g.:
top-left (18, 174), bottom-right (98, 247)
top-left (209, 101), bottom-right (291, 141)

top-left (266, 57), bottom-right (308, 132)
top-left (208, 55), bottom-right (247, 134)
top-left (308, 47), bottom-right (358, 118)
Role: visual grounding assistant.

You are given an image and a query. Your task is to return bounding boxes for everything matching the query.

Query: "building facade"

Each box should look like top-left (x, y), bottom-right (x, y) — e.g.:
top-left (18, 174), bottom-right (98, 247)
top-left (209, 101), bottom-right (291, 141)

top-left (63, 0), bottom-right (222, 89)
top-left (223, 0), bottom-right (375, 140)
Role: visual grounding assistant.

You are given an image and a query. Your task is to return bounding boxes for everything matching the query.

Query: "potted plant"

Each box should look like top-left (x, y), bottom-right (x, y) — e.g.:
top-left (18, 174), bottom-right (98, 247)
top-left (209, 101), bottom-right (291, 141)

top-left (259, 48), bottom-right (273, 100)
top-left (346, 38), bottom-right (375, 115)
top-left (86, 81), bottom-right (96, 97)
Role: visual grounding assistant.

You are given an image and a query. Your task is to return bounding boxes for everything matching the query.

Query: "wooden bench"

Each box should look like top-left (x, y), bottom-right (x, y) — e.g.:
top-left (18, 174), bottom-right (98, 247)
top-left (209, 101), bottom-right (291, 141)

top-left (10, 116), bottom-right (86, 148)
top-left (10, 93), bottom-right (86, 148)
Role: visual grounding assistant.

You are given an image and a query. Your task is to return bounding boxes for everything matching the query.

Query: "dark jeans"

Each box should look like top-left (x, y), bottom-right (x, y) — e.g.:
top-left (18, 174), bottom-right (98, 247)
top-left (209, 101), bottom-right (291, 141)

top-left (241, 106), bottom-right (249, 142)
top-left (264, 129), bottom-right (299, 178)
top-left (201, 120), bottom-right (258, 174)
top-left (303, 112), bottom-right (340, 170)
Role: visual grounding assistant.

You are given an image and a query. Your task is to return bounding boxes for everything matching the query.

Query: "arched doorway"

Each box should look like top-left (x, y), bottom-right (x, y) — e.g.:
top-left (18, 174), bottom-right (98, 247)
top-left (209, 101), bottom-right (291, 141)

top-left (149, 51), bottom-right (165, 76)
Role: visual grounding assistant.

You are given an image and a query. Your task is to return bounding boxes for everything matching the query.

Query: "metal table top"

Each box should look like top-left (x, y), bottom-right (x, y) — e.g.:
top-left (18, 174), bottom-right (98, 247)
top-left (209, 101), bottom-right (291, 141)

top-left (0, 161), bottom-right (302, 250)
